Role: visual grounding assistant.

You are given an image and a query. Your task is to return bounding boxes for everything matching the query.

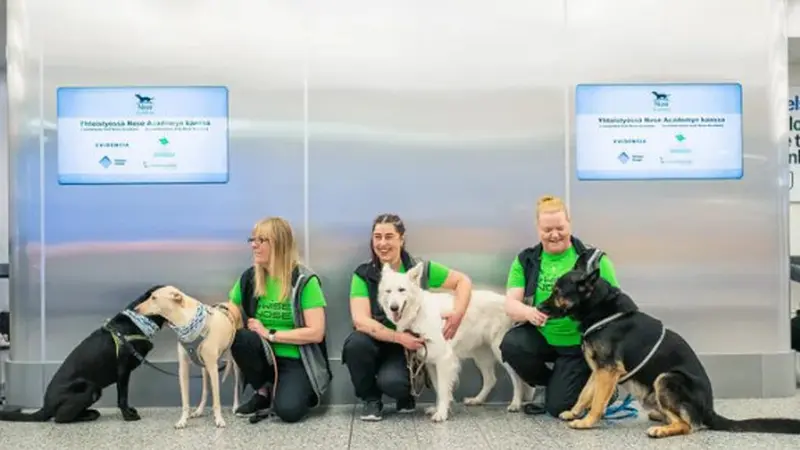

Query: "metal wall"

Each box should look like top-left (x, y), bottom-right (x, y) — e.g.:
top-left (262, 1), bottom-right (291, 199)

top-left (5, 0), bottom-right (792, 408)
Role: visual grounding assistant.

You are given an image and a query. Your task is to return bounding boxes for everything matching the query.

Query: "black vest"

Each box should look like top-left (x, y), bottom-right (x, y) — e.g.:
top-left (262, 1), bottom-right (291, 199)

top-left (353, 250), bottom-right (430, 325)
top-left (517, 236), bottom-right (605, 305)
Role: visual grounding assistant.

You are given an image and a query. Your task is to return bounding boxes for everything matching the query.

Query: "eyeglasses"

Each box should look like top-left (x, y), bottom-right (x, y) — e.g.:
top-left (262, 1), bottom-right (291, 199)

top-left (247, 237), bottom-right (269, 245)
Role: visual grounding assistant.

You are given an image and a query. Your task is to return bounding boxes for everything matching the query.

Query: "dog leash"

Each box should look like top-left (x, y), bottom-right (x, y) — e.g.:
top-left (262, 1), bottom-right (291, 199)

top-left (249, 336), bottom-right (280, 424)
top-left (604, 393), bottom-right (638, 420)
top-left (405, 331), bottom-right (431, 398)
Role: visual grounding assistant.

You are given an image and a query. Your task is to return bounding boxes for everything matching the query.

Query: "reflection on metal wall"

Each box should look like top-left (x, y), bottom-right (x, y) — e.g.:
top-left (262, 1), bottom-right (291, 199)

top-left (5, 0), bottom-right (794, 407)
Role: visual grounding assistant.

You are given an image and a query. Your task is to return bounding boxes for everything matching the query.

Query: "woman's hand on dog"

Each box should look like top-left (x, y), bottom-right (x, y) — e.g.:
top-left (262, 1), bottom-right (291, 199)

top-left (527, 308), bottom-right (549, 327)
top-left (396, 332), bottom-right (426, 351)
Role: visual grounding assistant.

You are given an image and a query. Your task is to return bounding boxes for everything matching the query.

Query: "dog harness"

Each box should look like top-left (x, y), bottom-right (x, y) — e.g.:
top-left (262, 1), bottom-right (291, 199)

top-left (582, 311), bottom-right (667, 384)
top-left (581, 311), bottom-right (666, 421)
top-left (102, 310), bottom-right (160, 359)
top-left (171, 303), bottom-right (211, 367)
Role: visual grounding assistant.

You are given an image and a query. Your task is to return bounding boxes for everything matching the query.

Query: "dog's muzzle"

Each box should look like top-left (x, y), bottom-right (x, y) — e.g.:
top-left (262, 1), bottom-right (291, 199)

top-left (389, 303), bottom-right (405, 322)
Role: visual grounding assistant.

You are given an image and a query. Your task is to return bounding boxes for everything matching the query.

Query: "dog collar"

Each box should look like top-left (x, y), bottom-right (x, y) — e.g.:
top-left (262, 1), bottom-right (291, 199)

top-left (170, 303), bottom-right (209, 343)
top-left (121, 309), bottom-right (160, 339)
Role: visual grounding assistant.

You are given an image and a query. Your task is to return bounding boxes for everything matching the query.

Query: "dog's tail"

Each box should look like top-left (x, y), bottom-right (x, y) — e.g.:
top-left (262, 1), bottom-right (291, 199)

top-left (705, 412), bottom-right (800, 434)
top-left (0, 407), bottom-right (51, 422)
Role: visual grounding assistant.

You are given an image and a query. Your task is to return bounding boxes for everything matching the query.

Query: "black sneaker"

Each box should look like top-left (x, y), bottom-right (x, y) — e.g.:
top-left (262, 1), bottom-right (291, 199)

top-left (396, 396), bottom-right (415, 414)
top-left (523, 386), bottom-right (546, 416)
top-left (523, 403), bottom-right (546, 415)
top-left (360, 400), bottom-right (383, 421)
top-left (235, 393), bottom-right (271, 417)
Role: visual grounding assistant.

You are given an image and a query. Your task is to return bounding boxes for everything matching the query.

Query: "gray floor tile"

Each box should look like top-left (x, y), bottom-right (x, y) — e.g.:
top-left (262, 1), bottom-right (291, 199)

top-left (412, 403), bottom-right (492, 449)
top-left (4, 394), bottom-right (800, 449)
top-left (349, 402), bottom-right (418, 450)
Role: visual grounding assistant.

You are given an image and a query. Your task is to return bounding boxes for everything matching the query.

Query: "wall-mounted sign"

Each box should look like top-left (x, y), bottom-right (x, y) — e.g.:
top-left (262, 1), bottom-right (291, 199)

top-left (789, 88), bottom-right (800, 202)
top-left (575, 83), bottom-right (743, 181)
top-left (57, 86), bottom-right (229, 185)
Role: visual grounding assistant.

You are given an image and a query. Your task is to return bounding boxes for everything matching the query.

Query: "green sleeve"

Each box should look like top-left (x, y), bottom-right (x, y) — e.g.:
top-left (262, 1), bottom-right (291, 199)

top-left (426, 261), bottom-right (451, 289)
top-left (349, 274), bottom-right (369, 298)
top-left (598, 255), bottom-right (620, 288)
top-left (229, 280), bottom-right (243, 306)
top-left (300, 276), bottom-right (327, 310)
top-left (506, 257), bottom-right (526, 289)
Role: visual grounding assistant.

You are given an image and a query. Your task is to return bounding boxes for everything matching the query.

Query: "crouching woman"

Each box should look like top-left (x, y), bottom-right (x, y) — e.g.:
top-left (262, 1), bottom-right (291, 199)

top-left (228, 217), bottom-right (332, 424)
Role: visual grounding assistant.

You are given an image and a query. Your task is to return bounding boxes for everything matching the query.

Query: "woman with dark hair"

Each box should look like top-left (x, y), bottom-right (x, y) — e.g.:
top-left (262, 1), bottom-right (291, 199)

top-left (341, 213), bottom-right (473, 421)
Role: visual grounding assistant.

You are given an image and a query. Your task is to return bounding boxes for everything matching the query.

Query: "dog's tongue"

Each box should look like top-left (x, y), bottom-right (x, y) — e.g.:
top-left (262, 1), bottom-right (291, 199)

top-left (392, 312), bottom-right (401, 322)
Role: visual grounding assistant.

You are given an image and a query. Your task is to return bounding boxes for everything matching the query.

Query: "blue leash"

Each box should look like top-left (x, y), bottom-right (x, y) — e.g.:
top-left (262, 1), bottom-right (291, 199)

top-left (603, 393), bottom-right (638, 420)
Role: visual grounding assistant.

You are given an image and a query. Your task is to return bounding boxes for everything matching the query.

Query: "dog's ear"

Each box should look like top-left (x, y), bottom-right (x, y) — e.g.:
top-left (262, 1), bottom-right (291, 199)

top-left (171, 291), bottom-right (184, 305)
top-left (580, 267), bottom-right (601, 291)
top-left (381, 262), bottom-right (394, 277)
top-left (407, 262), bottom-right (424, 286)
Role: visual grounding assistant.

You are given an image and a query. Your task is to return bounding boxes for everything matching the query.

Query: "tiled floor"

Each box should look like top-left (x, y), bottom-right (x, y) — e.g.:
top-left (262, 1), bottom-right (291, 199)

top-left (3, 395), bottom-right (800, 449)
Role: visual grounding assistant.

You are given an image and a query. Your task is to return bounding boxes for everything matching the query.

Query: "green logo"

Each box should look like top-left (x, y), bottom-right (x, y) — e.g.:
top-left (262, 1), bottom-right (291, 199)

top-left (675, 134), bottom-right (686, 142)
top-left (159, 137), bottom-right (169, 145)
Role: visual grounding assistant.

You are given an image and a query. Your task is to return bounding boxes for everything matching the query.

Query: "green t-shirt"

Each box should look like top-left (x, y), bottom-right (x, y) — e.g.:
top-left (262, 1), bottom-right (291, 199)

top-left (506, 246), bottom-right (619, 347)
top-left (350, 260), bottom-right (451, 330)
top-left (229, 275), bottom-right (326, 359)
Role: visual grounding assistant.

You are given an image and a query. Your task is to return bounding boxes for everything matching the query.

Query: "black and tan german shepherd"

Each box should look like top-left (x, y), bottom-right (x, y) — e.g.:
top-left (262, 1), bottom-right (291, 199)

top-left (537, 253), bottom-right (800, 438)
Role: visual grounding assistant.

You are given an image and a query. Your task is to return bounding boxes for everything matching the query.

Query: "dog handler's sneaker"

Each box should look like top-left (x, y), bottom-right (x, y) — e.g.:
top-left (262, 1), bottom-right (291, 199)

top-left (360, 400), bottom-right (383, 421)
top-left (396, 396), bottom-right (416, 414)
top-left (523, 386), bottom-right (547, 416)
top-left (236, 393), bottom-right (271, 417)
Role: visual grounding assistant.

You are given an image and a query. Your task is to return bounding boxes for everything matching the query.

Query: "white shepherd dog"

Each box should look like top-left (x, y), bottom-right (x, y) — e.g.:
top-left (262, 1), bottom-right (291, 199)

top-left (377, 262), bottom-right (531, 422)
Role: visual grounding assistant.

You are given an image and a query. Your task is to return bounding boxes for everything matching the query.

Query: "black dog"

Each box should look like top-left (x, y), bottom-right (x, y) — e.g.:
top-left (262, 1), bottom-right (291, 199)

top-left (537, 255), bottom-right (800, 438)
top-left (0, 285), bottom-right (167, 423)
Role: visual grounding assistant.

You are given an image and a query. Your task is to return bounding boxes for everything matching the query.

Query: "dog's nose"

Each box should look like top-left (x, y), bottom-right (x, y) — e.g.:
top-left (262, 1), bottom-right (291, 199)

top-left (389, 304), bottom-right (399, 312)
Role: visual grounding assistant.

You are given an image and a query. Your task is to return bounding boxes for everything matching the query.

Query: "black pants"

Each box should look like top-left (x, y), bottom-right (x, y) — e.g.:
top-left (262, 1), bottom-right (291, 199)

top-left (341, 331), bottom-right (411, 402)
top-left (499, 323), bottom-right (591, 417)
top-left (230, 329), bottom-right (315, 423)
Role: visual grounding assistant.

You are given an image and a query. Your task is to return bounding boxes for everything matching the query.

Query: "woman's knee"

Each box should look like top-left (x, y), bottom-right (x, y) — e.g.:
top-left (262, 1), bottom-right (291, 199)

top-left (272, 396), bottom-right (311, 423)
top-left (499, 327), bottom-right (532, 364)
top-left (231, 329), bottom-right (261, 353)
top-left (341, 331), bottom-right (378, 364)
top-left (376, 367), bottom-right (410, 400)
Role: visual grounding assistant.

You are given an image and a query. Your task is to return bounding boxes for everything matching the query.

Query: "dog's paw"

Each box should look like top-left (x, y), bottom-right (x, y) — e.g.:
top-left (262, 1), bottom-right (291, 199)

top-left (567, 418), bottom-right (596, 430)
top-left (424, 406), bottom-right (437, 416)
top-left (463, 396), bottom-right (484, 406)
top-left (506, 402), bottom-right (522, 413)
top-left (430, 410), bottom-right (449, 422)
top-left (121, 407), bottom-right (141, 421)
top-left (190, 408), bottom-right (204, 418)
top-left (215, 415), bottom-right (227, 428)
top-left (174, 417), bottom-right (188, 429)
top-left (559, 410), bottom-right (579, 421)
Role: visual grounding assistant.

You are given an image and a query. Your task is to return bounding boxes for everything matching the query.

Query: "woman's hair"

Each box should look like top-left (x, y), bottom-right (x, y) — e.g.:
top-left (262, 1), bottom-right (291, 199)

top-left (536, 195), bottom-right (570, 221)
top-left (252, 217), bottom-right (299, 301)
top-left (370, 213), bottom-right (406, 264)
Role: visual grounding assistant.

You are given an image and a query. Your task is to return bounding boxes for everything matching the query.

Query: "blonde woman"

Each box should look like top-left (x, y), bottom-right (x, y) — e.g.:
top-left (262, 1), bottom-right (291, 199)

top-left (500, 195), bottom-right (620, 417)
top-left (228, 217), bottom-right (331, 424)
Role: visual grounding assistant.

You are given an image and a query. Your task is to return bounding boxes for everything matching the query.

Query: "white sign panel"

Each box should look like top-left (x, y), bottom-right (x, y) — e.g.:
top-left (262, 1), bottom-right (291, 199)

top-left (575, 83), bottom-right (743, 181)
top-left (789, 88), bottom-right (800, 202)
top-left (57, 86), bottom-right (229, 185)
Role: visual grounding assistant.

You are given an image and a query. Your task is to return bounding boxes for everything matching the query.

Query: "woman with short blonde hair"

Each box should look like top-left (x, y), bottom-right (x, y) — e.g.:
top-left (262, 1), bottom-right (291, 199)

top-left (500, 195), bottom-right (620, 417)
